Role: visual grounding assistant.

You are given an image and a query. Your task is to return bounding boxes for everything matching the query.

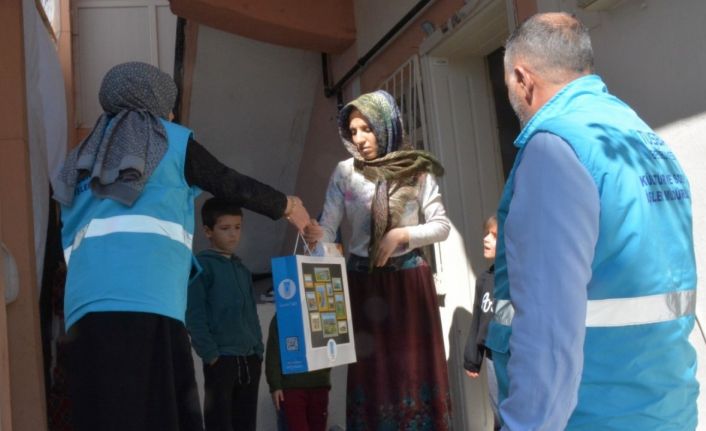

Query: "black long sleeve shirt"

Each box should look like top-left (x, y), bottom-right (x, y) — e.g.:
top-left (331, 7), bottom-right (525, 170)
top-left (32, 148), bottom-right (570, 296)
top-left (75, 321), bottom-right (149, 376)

top-left (463, 265), bottom-right (495, 372)
top-left (184, 138), bottom-right (287, 220)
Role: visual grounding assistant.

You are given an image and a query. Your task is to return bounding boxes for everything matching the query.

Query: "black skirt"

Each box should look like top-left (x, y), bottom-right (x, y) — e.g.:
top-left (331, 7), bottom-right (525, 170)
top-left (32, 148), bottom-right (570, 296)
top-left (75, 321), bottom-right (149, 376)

top-left (66, 311), bottom-right (204, 431)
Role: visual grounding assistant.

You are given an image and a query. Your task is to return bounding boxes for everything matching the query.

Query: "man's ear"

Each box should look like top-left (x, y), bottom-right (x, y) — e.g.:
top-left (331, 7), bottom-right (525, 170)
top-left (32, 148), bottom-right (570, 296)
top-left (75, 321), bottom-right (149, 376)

top-left (514, 65), bottom-right (535, 105)
top-left (203, 225), bottom-right (212, 238)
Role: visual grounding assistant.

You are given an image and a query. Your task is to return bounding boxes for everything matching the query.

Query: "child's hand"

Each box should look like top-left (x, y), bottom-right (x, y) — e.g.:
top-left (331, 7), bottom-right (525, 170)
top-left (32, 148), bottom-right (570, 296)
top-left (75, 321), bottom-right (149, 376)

top-left (465, 370), bottom-right (479, 379)
top-left (271, 389), bottom-right (284, 411)
top-left (375, 228), bottom-right (410, 267)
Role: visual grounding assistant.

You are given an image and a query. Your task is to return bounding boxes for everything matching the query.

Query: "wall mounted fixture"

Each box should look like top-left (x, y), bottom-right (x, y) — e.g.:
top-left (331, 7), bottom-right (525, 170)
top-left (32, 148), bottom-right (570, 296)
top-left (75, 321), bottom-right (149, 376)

top-left (1, 242), bottom-right (19, 304)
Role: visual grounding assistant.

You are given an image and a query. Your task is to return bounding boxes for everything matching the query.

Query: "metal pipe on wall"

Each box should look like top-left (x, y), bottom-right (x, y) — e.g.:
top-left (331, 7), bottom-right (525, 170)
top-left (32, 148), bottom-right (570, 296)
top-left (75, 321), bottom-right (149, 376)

top-left (322, 0), bottom-right (435, 107)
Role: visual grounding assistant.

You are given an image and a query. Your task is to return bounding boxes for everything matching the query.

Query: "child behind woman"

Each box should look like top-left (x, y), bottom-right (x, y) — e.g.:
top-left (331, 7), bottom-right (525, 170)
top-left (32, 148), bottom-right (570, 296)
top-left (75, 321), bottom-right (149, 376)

top-left (265, 314), bottom-right (331, 431)
top-left (463, 216), bottom-right (500, 430)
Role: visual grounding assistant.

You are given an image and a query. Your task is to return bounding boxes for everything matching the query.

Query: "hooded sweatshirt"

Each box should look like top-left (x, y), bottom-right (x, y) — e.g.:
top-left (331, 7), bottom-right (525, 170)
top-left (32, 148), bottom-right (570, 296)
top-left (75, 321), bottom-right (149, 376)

top-left (186, 249), bottom-right (263, 364)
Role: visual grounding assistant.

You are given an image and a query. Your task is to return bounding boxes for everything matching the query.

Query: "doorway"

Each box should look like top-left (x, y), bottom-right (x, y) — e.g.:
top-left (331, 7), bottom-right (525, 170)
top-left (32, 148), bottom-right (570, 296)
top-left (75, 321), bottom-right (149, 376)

top-left (419, 0), bottom-right (514, 429)
top-left (486, 47), bottom-right (520, 179)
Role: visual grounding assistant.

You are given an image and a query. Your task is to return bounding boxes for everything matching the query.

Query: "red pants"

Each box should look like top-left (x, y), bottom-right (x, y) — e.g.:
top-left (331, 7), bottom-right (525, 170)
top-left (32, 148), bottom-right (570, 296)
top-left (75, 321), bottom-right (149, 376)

top-left (281, 388), bottom-right (329, 431)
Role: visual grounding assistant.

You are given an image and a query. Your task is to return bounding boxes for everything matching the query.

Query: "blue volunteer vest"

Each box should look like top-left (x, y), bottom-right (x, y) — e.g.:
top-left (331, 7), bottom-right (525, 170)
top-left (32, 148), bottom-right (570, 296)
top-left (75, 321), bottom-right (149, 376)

top-left (486, 75), bottom-right (698, 430)
top-left (61, 120), bottom-right (201, 330)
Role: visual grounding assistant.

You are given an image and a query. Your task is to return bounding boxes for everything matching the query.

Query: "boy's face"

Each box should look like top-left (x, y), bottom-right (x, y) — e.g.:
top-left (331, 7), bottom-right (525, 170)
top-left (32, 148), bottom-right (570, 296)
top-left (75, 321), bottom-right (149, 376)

top-left (204, 214), bottom-right (242, 255)
top-left (483, 223), bottom-right (497, 260)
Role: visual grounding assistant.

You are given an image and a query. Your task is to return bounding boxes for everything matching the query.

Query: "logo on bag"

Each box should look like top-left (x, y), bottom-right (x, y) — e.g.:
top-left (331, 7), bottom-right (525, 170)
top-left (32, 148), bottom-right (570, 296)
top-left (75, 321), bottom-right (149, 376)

top-left (286, 337), bottom-right (299, 351)
top-left (278, 278), bottom-right (297, 300)
top-left (327, 339), bottom-right (337, 361)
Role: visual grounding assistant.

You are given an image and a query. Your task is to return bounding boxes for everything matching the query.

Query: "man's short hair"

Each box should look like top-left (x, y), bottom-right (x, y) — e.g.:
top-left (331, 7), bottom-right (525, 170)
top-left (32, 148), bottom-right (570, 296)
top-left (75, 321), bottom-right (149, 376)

top-left (201, 198), bottom-right (243, 228)
top-left (505, 13), bottom-right (594, 82)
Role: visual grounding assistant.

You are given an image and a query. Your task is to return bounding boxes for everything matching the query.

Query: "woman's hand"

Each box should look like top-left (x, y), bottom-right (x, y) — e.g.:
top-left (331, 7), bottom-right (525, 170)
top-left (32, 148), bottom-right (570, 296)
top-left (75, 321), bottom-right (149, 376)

top-left (375, 227), bottom-right (410, 267)
top-left (284, 196), bottom-right (310, 231)
top-left (271, 389), bottom-right (284, 411)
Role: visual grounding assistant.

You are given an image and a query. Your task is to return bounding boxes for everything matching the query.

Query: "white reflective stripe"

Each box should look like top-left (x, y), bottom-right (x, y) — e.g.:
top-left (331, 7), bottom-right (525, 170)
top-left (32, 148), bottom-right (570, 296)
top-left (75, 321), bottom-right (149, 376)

top-left (493, 290), bottom-right (696, 328)
top-left (494, 299), bottom-right (514, 326)
top-left (585, 290), bottom-right (696, 327)
top-left (64, 215), bottom-right (193, 264)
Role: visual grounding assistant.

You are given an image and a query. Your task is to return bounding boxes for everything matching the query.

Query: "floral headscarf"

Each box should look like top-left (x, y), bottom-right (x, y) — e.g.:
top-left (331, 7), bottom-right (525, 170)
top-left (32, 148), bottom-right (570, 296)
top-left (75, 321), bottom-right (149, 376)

top-left (339, 90), bottom-right (405, 158)
top-left (338, 90), bottom-right (444, 269)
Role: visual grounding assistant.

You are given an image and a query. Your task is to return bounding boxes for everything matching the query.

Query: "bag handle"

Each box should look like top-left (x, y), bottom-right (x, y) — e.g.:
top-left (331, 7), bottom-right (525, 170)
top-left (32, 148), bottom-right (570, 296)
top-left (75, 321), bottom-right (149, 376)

top-left (293, 231), bottom-right (314, 256)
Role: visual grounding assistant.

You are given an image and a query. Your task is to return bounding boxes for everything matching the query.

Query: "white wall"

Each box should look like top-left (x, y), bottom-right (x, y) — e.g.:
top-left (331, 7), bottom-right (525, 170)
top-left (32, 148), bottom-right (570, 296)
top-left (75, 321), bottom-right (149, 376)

top-left (23, 0), bottom-right (67, 291)
top-left (536, 0), bottom-right (706, 427)
top-left (188, 26), bottom-right (320, 272)
top-left (353, 0), bottom-right (421, 56)
top-left (73, 0), bottom-right (176, 128)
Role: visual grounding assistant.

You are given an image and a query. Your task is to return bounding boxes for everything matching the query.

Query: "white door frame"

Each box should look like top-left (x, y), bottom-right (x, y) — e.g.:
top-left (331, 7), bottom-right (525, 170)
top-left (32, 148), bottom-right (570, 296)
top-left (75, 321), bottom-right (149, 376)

top-left (419, 1), bottom-right (514, 429)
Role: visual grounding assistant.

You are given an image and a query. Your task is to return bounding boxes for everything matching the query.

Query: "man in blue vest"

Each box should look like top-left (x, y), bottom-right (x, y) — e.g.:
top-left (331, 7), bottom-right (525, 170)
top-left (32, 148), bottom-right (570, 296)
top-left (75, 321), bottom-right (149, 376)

top-left (485, 12), bottom-right (698, 430)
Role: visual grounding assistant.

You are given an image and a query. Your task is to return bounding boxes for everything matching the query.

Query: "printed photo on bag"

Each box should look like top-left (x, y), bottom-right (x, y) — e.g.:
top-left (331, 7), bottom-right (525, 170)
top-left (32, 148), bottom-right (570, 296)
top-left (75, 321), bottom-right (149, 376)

top-left (306, 291), bottom-right (317, 311)
top-left (310, 312), bottom-right (322, 332)
top-left (334, 293), bottom-right (347, 319)
top-left (316, 285), bottom-right (327, 309)
top-left (322, 312), bottom-right (338, 338)
top-left (314, 267), bottom-right (331, 282)
top-left (332, 277), bottom-right (343, 292)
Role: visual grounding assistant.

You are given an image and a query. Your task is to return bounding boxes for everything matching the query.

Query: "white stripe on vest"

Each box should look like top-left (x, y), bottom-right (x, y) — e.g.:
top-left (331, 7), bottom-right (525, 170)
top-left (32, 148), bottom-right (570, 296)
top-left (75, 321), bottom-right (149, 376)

top-left (64, 215), bottom-right (194, 264)
top-left (494, 290), bottom-right (696, 327)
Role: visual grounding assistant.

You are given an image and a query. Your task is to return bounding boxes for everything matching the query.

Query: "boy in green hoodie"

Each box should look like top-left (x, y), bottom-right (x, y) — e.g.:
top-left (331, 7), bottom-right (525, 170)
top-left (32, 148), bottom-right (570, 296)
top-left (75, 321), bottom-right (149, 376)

top-left (186, 198), bottom-right (263, 431)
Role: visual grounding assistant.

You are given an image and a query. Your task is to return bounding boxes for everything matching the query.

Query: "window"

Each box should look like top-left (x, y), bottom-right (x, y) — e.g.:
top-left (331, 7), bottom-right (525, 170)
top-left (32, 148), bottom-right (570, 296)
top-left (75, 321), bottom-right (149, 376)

top-left (378, 55), bottom-right (442, 290)
top-left (378, 55), bottom-right (430, 151)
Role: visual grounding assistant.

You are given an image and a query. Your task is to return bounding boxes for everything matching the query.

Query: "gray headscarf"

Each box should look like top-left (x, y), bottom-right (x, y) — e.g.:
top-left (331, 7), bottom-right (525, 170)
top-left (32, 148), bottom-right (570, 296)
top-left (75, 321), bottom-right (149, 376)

top-left (53, 61), bottom-right (178, 207)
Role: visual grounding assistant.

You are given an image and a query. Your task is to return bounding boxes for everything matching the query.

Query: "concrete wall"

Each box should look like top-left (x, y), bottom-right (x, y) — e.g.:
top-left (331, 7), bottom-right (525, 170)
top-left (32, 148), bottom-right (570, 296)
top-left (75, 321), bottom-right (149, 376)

top-left (170, 0), bottom-right (355, 53)
top-left (0, 0), bottom-right (49, 428)
top-left (188, 25), bottom-right (320, 273)
top-left (353, 0), bottom-right (421, 56)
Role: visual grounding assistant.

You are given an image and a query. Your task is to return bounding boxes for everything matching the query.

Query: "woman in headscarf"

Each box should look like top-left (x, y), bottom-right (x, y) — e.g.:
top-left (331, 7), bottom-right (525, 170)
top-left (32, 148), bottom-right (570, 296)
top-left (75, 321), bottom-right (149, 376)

top-left (304, 90), bottom-right (452, 429)
top-left (54, 62), bottom-right (310, 431)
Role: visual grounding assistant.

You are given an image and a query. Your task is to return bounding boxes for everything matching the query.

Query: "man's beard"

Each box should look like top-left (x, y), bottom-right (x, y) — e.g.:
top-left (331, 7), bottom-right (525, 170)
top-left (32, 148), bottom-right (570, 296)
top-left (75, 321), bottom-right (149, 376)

top-left (508, 89), bottom-right (530, 127)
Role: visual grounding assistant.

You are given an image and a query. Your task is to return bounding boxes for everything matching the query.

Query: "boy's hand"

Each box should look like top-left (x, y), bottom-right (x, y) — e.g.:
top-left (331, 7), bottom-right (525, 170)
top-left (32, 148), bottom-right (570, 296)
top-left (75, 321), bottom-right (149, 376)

top-left (465, 370), bottom-right (479, 378)
top-left (271, 390), bottom-right (284, 411)
top-left (375, 228), bottom-right (410, 267)
top-left (284, 196), bottom-right (310, 231)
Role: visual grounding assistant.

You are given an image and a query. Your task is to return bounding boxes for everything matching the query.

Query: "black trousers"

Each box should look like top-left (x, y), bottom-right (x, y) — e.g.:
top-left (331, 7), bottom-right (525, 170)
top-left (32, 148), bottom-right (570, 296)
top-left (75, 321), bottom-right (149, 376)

top-left (66, 312), bottom-right (204, 431)
top-left (203, 355), bottom-right (262, 431)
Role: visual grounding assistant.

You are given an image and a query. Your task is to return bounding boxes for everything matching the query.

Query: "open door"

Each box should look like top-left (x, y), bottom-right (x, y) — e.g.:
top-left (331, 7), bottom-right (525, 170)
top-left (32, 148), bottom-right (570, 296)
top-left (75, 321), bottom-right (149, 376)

top-left (420, 0), bottom-right (516, 429)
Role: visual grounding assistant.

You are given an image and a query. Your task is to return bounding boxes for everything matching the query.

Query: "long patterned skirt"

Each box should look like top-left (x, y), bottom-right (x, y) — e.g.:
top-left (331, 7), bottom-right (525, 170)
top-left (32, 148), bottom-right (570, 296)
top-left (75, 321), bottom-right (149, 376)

top-left (346, 261), bottom-right (452, 430)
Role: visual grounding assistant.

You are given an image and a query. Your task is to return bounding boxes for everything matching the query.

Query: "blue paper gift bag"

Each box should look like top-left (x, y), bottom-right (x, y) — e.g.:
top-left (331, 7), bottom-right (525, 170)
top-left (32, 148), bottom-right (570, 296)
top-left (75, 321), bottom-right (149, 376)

top-left (271, 254), bottom-right (357, 374)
